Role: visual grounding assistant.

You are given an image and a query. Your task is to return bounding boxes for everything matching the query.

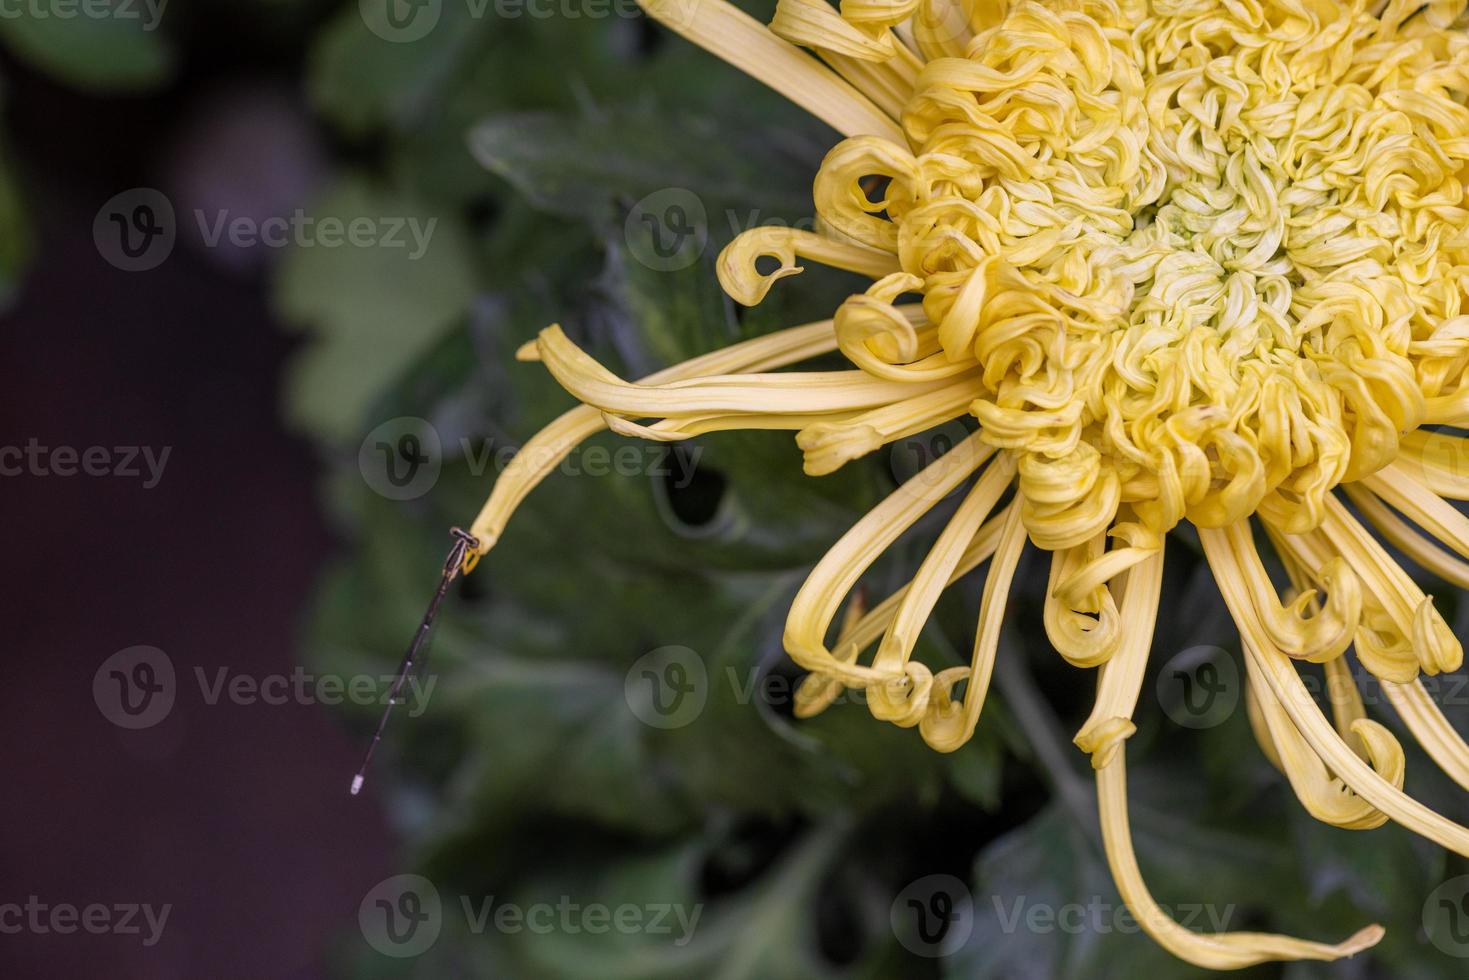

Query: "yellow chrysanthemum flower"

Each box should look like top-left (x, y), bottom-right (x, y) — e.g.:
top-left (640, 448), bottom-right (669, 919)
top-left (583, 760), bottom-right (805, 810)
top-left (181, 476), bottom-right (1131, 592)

top-left (451, 0), bottom-right (1469, 968)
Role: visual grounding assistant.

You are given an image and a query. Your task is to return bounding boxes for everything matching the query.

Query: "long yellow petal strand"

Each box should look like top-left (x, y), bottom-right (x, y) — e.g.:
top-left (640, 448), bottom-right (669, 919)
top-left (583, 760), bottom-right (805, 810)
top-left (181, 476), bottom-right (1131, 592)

top-left (1097, 750), bottom-right (1385, 969)
top-left (1343, 484), bottom-right (1469, 589)
top-left (468, 318), bottom-right (838, 548)
top-left (1074, 548), bottom-right (1164, 768)
top-left (918, 498), bottom-right (1027, 751)
top-left (784, 429), bottom-right (996, 686)
top-left (635, 0), bottom-right (905, 142)
top-left (533, 323), bottom-right (956, 418)
top-left (867, 454), bottom-right (1016, 725)
top-left (1381, 677), bottom-right (1469, 793)
top-left (1243, 651), bottom-right (1401, 831)
top-left (1360, 461), bottom-right (1469, 562)
top-left (1245, 679), bottom-right (1286, 772)
top-left (1322, 655), bottom-right (1371, 761)
top-left (793, 510), bottom-right (1007, 719)
top-left (602, 409), bottom-right (861, 442)
top-left (796, 379), bottom-right (981, 475)
top-left (1212, 519), bottom-right (1361, 663)
top-left (1203, 526), bottom-right (1469, 856)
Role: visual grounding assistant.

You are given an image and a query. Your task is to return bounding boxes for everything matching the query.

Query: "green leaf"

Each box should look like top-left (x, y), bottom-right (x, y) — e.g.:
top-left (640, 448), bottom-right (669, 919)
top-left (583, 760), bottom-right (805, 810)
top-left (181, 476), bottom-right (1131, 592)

top-left (274, 175), bottom-right (478, 444)
top-left (502, 825), bottom-right (854, 980)
top-left (469, 107), bottom-right (814, 228)
top-left (308, 2), bottom-right (489, 139)
top-left (0, 6), bottom-right (173, 92)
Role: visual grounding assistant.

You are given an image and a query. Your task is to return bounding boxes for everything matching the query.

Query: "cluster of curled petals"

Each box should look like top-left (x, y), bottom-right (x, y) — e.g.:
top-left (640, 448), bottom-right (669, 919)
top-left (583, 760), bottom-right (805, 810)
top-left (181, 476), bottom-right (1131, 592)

top-left (456, 0), bottom-right (1469, 968)
top-left (803, 0), bottom-right (1469, 551)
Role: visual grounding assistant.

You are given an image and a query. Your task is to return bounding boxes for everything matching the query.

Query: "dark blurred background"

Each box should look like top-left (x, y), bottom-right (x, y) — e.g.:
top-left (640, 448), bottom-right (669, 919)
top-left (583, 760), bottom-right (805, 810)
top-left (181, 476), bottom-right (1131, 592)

top-left (5, 3), bottom-right (1469, 979)
top-left (1, 6), bottom-right (396, 978)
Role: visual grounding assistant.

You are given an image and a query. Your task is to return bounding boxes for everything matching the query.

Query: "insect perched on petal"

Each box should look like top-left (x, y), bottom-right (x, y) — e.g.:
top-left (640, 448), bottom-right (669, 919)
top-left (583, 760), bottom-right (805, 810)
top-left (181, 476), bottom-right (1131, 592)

top-left (390, 0), bottom-right (1469, 968)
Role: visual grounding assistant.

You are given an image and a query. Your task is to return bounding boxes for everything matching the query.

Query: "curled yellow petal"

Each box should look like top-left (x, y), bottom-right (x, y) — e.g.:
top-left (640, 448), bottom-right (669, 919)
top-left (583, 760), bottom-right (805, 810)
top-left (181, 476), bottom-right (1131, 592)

top-left (1243, 651), bottom-right (1402, 831)
top-left (1074, 548), bottom-right (1164, 769)
top-left (1042, 531), bottom-right (1122, 669)
top-left (717, 227), bottom-right (900, 307)
top-left (1210, 519), bottom-right (1361, 664)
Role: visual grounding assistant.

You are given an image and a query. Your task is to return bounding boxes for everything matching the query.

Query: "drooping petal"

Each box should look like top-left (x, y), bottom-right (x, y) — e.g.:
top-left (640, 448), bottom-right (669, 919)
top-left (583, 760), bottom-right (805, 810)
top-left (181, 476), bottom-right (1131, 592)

top-left (1096, 749), bottom-right (1385, 969)
top-left (1074, 548), bottom-right (1164, 768)
top-left (917, 498), bottom-right (1027, 751)
top-left (784, 429), bottom-right (996, 686)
